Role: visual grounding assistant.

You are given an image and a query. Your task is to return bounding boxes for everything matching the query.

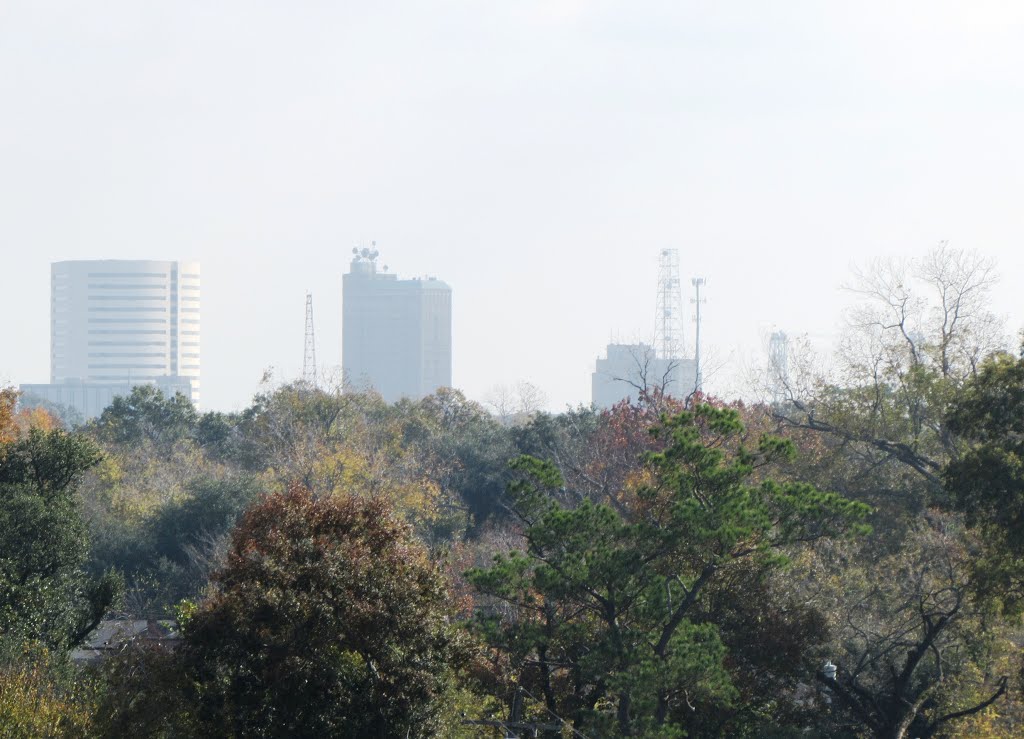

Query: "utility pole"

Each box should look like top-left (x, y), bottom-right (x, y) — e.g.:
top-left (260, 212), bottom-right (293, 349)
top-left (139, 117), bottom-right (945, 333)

top-left (303, 292), bottom-right (317, 387)
top-left (691, 278), bottom-right (706, 394)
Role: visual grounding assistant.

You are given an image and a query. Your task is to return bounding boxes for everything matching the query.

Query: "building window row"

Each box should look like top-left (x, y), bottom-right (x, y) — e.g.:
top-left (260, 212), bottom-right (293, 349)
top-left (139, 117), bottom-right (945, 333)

top-left (88, 340), bottom-right (166, 346)
top-left (87, 363), bottom-right (169, 369)
top-left (88, 306), bottom-right (167, 312)
top-left (88, 329), bottom-right (168, 335)
top-left (88, 317), bottom-right (167, 323)
top-left (87, 295), bottom-right (168, 301)
top-left (88, 284), bottom-right (168, 290)
top-left (86, 272), bottom-right (167, 278)
top-left (88, 352), bottom-right (167, 358)
top-left (89, 374), bottom-right (167, 381)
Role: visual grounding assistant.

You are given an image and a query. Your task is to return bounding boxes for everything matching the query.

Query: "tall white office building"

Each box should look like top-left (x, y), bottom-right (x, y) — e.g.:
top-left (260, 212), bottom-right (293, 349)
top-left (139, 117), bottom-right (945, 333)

top-left (21, 260), bottom-right (201, 418)
top-left (343, 248), bottom-right (451, 403)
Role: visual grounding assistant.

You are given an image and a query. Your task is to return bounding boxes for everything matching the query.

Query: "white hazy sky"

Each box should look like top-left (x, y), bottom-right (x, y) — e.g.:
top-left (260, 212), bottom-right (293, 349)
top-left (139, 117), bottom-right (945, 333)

top-left (2, 1), bottom-right (1024, 412)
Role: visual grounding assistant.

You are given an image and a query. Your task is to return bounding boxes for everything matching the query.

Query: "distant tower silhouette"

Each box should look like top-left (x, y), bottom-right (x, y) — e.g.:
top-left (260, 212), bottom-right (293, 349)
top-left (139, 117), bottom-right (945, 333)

top-left (303, 292), bottom-right (317, 387)
top-left (769, 330), bottom-right (789, 403)
top-left (691, 278), bottom-right (706, 393)
top-left (655, 249), bottom-right (684, 360)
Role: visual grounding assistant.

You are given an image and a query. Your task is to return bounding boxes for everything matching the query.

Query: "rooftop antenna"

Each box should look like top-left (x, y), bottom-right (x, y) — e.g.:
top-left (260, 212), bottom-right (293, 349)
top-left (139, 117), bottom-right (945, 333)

top-left (303, 292), bottom-right (317, 387)
top-left (691, 278), bottom-right (706, 393)
top-left (655, 249), bottom-right (684, 360)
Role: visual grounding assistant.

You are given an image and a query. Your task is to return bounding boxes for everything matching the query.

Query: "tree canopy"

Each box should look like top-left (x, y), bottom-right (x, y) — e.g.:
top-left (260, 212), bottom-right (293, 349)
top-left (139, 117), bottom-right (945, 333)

top-left (176, 486), bottom-right (467, 737)
top-left (0, 428), bottom-right (119, 651)
top-left (469, 405), bottom-right (869, 736)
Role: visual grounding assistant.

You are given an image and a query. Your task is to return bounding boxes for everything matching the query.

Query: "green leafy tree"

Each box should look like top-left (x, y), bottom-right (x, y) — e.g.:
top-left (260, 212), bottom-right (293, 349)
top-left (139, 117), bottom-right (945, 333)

top-left (176, 485), bottom-right (467, 737)
top-left (940, 348), bottom-right (1024, 629)
top-left (944, 351), bottom-right (1024, 554)
top-left (0, 428), bottom-right (120, 650)
top-left (469, 405), bottom-right (869, 736)
top-left (401, 388), bottom-right (518, 532)
top-left (90, 385), bottom-right (198, 448)
top-left (0, 643), bottom-right (96, 738)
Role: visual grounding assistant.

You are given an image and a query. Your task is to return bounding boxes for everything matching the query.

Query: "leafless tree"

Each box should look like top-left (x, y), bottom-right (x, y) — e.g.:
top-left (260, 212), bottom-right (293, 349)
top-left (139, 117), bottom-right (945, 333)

top-left (777, 243), bottom-right (1006, 487)
top-left (606, 343), bottom-right (684, 411)
top-left (485, 381), bottom-right (548, 427)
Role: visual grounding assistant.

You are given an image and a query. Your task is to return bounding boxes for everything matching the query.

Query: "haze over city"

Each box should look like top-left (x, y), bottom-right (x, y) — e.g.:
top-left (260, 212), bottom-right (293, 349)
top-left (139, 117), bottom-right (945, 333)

top-left (9, 4), bottom-right (1024, 736)
top-left (3, 1), bottom-right (1024, 410)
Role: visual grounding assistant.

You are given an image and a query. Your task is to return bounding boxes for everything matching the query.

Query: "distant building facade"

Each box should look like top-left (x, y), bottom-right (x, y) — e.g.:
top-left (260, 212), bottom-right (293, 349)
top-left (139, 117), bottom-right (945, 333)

top-left (342, 248), bottom-right (451, 402)
top-left (591, 343), bottom-right (697, 409)
top-left (20, 260), bottom-right (200, 419)
top-left (20, 376), bottom-right (194, 423)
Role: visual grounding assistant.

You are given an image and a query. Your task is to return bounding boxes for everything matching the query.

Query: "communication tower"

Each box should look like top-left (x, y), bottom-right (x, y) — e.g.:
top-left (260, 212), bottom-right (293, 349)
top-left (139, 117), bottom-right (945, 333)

top-left (303, 292), bottom-right (317, 387)
top-left (655, 249), bottom-right (684, 360)
top-left (691, 278), bottom-right (706, 393)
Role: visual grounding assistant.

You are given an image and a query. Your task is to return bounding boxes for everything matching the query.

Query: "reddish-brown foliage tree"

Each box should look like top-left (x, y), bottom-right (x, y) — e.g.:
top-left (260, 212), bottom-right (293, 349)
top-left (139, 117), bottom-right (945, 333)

top-left (180, 485), bottom-right (467, 737)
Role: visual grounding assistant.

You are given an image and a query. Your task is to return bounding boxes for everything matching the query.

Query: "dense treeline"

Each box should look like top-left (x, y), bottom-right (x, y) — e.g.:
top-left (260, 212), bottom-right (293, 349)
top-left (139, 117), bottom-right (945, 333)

top-left (2, 245), bottom-right (1023, 737)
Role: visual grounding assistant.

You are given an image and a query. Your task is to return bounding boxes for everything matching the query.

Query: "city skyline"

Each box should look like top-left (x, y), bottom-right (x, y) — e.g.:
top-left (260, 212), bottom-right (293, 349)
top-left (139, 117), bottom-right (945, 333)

top-left (3, 2), bottom-right (1024, 411)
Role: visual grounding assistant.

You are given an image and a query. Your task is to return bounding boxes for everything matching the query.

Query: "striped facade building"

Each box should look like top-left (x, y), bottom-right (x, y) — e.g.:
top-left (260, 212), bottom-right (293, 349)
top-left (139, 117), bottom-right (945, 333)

top-left (21, 260), bottom-right (200, 419)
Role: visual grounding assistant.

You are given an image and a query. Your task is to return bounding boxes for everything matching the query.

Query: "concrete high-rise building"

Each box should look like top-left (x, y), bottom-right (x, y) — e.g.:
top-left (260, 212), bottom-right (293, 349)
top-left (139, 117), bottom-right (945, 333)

top-left (591, 343), bottom-right (697, 409)
top-left (21, 260), bottom-right (200, 419)
top-left (342, 247), bottom-right (451, 402)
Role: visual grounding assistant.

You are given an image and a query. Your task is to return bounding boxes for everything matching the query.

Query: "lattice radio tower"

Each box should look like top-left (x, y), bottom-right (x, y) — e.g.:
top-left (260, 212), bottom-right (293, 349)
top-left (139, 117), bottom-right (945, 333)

top-left (303, 292), bottom-right (317, 387)
top-left (655, 249), bottom-right (685, 360)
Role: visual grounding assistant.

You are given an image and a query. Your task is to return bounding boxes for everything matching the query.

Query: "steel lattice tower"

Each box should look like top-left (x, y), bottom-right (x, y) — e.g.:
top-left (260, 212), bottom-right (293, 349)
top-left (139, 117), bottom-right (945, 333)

top-left (303, 292), bottom-right (317, 387)
top-left (655, 249), bottom-right (684, 360)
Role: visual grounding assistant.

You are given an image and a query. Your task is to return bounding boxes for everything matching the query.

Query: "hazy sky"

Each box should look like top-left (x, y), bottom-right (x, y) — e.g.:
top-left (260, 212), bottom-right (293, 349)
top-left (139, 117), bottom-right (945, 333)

top-left (3, 1), bottom-right (1024, 412)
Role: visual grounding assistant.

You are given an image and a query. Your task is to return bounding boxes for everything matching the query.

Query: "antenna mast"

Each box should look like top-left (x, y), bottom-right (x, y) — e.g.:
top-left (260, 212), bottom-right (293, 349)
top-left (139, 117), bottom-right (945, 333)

top-left (303, 292), bottom-right (317, 387)
top-left (691, 278), bottom-right (706, 393)
top-left (655, 249), bottom-right (684, 360)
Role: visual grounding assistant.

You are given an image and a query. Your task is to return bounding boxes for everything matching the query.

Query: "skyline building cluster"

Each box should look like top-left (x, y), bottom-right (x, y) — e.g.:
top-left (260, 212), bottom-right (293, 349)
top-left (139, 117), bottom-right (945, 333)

top-left (17, 251), bottom-right (457, 420)
top-left (590, 249), bottom-right (703, 409)
top-left (15, 251), bottom-right (710, 421)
